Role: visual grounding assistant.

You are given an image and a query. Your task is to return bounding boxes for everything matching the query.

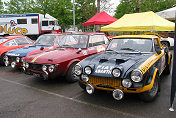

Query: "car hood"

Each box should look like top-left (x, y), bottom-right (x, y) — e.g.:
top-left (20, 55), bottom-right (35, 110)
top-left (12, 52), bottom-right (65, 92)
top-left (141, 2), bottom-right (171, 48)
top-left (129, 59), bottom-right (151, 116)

top-left (25, 48), bottom-right (79, 64)
top-left (80, 51), bottom-right (154, 78)
top-left (6, 45), bottom-right (49, 57)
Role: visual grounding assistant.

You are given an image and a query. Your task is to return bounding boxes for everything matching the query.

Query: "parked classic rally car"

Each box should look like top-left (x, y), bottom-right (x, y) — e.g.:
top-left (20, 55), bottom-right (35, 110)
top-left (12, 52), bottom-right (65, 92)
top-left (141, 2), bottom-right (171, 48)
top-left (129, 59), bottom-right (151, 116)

top-left (143, 32), bottom-right (174, 48)
top-left (4, 33), bottom-right (67, 68)
top-left (23, 32), bottom-right (109, 82)
top-left (75, 35), bottom-right (172, 102)
top-left (0, 35), bottom-right (34, 65)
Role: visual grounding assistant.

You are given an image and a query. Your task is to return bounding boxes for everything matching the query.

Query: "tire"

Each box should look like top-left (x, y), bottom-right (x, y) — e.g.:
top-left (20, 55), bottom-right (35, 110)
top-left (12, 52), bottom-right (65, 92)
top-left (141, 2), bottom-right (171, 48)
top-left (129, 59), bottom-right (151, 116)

top-left (66, 62), bottom-right (79, 83)
top-left (164, 61), bottom-right (171, 75)
top-left (0, 53), bottom-right (6, 66)
top-left (139, 74), bottom-right (160, 102)
top-left (79, 81), bottom-right (86, 90)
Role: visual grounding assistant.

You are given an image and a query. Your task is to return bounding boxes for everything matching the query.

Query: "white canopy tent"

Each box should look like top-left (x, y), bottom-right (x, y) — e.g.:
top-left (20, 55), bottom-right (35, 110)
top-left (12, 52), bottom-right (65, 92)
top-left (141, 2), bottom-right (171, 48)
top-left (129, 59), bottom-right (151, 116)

top-left (156, 7), bottom-right (176, 20)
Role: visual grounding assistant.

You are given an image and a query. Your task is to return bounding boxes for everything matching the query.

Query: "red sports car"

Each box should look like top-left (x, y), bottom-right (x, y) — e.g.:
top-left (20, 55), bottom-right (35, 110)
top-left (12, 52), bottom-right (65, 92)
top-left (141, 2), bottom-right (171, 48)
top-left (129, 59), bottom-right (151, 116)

top-left (0, 35), bottom-right (34, 65)
top-left (23, 32), bottom-right (109, 82)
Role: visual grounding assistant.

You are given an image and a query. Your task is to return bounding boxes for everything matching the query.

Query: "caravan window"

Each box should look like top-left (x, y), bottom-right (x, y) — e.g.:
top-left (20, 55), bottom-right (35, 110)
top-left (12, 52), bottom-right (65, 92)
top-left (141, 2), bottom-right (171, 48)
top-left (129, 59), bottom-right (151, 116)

top-left (32, 18), bottom-right (38, 24)
top-left (17, 19), bottom-right (27, 24)
top-left (49, 21), bottom-right (55, 25)
top-left (42, 21), bottom-right (48, 26)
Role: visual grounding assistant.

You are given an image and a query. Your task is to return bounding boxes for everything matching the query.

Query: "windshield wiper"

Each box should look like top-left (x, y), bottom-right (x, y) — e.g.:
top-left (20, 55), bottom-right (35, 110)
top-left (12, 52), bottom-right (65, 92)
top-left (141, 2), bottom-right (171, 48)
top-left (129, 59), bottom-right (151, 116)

top-left (106, 49), bottom-right (119, 53)
top-left (61, 44), bottom-right (74, 48)
top-left (120, 48), bottom-right (141, 53)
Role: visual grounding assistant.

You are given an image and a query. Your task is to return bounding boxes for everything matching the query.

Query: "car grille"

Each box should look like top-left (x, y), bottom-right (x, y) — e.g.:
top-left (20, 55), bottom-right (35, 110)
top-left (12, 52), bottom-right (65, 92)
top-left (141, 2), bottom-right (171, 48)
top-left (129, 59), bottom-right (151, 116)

top-left (30, 63), bottom-right (42, 71)
top-left (89, 76), bottom-right (121, 88)
top-left (8, 56), bottom-right (16, 62)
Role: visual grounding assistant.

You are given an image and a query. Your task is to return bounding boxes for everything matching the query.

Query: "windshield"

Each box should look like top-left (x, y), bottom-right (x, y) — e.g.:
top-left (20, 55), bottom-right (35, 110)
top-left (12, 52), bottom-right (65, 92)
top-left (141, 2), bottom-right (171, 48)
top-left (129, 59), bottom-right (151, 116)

top-left (107, 38), bottom-right (153, 53)
top-left (0, 38), bottom-right (8, 44)
top-left (58, 34), bottom-right (88, 49)
top-left (35, 35), bottom-right (55, 46)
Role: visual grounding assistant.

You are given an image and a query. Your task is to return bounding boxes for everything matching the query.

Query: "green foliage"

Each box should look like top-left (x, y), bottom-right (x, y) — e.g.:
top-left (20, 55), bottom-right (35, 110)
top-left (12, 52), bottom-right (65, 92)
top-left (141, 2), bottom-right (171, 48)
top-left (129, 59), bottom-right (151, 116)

top-left (75, 0), bottom-right (97, 28)
top-left (114, 0), bottom-right (176, 19)
top-left (0, 0), bottom-right (3, 14)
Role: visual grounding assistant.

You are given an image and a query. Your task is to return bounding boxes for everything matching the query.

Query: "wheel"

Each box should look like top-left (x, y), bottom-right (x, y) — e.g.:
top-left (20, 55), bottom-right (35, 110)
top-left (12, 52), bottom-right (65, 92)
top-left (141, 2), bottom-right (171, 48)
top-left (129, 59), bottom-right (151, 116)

top-left (161, 42), bottom-right (169, 48)
top-left (139, 74), bottom-right (160, 102)
top-left (66, 62), bottom-right (79, 83)
top-left (78, 81), bottom-right (86, 90)
top-left (164, 61), bottom-right (171, 75)
top-left (0, 53), bottom-right (6, 66)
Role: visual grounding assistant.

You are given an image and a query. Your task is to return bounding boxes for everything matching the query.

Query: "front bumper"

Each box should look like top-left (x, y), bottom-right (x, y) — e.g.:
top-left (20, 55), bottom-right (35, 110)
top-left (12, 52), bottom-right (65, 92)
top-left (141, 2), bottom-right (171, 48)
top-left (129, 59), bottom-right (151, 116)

top-left (80, 76), bottom-right (154, 93)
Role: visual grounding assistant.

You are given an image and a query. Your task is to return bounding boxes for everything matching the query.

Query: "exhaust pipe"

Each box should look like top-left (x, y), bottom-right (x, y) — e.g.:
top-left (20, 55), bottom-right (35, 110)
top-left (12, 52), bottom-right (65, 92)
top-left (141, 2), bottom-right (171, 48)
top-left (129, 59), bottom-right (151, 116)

top-left (113, 89), bottom-right (124, 100)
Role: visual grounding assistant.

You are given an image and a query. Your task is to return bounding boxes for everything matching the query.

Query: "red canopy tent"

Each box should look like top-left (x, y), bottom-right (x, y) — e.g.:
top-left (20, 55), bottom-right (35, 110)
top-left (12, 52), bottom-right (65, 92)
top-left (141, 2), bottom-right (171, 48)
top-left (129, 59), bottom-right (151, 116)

top-left (82, 11), bottom-right (118, 26)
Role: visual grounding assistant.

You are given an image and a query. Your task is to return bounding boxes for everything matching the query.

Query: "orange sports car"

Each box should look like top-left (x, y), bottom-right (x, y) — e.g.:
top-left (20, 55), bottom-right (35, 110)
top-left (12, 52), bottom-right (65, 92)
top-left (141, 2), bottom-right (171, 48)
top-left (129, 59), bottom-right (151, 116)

top-left (0, 35), bottom-right (34, 65)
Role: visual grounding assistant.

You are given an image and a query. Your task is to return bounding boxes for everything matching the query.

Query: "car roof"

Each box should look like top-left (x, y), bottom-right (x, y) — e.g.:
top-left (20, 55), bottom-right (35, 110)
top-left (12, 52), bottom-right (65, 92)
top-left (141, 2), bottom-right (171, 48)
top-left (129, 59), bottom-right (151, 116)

top-left (43, 33), bottom-right (70, 36)
top-left (3, 35), bottom-right (26, 39)
top-left (113, 35), bottom-right (159, 39)
top-left (71, 32), bottom-right (105, 35)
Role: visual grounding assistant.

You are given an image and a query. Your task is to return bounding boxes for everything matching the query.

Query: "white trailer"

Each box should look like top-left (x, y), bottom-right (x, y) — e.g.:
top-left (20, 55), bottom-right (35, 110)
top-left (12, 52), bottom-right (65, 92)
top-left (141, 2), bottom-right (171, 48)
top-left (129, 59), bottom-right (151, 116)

top-left (0, 13), bottom-right (61, 39)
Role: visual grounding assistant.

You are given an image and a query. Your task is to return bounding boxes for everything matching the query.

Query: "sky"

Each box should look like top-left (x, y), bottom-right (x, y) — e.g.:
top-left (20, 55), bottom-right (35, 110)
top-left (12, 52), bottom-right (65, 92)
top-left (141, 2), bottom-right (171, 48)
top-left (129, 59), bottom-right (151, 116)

top-left (2, 0), bottom-right (120, 16)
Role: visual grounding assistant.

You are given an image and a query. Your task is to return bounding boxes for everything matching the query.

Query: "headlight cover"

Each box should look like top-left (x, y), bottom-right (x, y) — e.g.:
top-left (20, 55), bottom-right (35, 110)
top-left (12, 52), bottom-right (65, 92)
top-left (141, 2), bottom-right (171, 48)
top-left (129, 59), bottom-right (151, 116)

top-left (25, 62), bottom-right (29, 68)
top-left (131, 69), bottom-right (143, 82)
top-left (81, 74), bottom-right (89, 82)
top-left (84, 66), bottom-right (92, 75)
top-left (21, 57), bottom-right (24, 62)
top-left (16, 57), bottom-right (20, 62)
top-left (74, 64), bottom-right (82, 76)
top-left (42, 65), bottom-right (47, 71)
top-left (112, 68), bottom-right (121, 77)
top-left (4, 56), bottom-right (8, 61)
top-left (49, 65), bottom-right (55, 72)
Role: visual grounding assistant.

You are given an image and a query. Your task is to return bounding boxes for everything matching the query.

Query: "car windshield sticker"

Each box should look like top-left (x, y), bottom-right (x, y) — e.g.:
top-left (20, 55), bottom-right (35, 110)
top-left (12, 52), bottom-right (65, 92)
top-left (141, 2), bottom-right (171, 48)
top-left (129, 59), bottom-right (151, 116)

top-left (95, 65), bottom-right (113, 74)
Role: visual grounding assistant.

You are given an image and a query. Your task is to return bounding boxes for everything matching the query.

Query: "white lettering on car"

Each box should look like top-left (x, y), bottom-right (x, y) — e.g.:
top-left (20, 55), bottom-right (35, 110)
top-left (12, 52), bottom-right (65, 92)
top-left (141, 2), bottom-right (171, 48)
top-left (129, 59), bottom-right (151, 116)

top-left (95, 65), bottom-right (114, 74)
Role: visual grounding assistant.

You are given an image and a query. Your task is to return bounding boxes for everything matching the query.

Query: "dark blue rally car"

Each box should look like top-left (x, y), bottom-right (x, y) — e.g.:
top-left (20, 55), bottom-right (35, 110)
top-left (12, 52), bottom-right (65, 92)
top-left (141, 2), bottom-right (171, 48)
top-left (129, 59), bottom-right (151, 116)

top-left (5, 33), bottom-right (66, 68)
top-left (74, 35), bottom-right (172, 102)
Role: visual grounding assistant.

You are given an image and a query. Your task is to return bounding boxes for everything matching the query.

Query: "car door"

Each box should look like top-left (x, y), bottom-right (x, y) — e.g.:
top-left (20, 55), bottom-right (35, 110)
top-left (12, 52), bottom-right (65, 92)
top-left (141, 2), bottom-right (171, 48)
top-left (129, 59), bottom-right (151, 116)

top-left (87, 34), bottom-right (108, 56)
top-left (154, 38), bottom-right (166, 74)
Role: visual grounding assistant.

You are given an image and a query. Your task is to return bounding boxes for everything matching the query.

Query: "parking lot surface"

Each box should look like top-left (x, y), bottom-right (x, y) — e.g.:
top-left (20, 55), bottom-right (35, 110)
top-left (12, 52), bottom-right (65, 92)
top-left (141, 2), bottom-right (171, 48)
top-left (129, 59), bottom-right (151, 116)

top-left (0, 55), bottom-right (176, 118)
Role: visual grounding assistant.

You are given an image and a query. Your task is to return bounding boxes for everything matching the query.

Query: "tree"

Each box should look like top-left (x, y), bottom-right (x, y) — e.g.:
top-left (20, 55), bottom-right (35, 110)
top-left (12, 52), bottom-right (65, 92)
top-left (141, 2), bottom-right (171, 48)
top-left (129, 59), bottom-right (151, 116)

top-left (114, 0), bottom-right (176, 19)
top-left (4, 0), bottom-right (35, 14)
top-left (0, 0), bottom-right (3, 14)
top-left (75, 0), bottom-right (96, 27)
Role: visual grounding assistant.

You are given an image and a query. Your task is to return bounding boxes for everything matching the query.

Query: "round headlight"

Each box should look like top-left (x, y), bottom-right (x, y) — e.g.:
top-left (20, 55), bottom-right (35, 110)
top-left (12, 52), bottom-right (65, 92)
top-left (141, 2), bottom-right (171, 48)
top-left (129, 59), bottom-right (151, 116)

top-left (42, 65), bottom-right (47, 71)
top-left (21, 57), bottom-right (24, 62)
top-left (16, 57), bottom-right (20, 62)
top-left (112, 68), bottom-right (121, 77)
top-left (131, 70), bottom-right (143, 82)
top-left (84, 66), bottom-right (92, 75)
top-left (81, 74), bottom-right (89, 82)
top-left (49, 65), bottom-right (55, 72)
top-left (122, 79), bottom-right (132, 88)
top-left (4, 56), bottom-right (8, 61)
top-left (74, 64), bottom-right (82, 75)
top-left (25, 62), bottom-right (29, 68)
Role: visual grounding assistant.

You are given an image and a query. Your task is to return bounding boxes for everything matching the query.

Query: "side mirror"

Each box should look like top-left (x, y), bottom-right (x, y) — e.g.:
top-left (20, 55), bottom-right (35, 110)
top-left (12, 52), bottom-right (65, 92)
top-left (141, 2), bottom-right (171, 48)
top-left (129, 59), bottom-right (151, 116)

top-left (76, 48), bottom-right (82, 53)
top-left (40, 47), bottom-right (44, 50)
top-left (155, 46), bottom-right (161, 54)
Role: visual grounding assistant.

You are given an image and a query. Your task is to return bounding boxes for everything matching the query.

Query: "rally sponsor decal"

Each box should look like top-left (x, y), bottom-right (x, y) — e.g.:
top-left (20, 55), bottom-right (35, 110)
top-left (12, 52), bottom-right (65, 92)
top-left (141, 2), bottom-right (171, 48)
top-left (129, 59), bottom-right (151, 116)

top-left (31, 50), bottom-right (57, 63)
top-left (97, 46), bottom-right (105, 53)
top-left (138, 52), bottom-right (164, 74)
top-left (95, 65), bottom-right (113, 74)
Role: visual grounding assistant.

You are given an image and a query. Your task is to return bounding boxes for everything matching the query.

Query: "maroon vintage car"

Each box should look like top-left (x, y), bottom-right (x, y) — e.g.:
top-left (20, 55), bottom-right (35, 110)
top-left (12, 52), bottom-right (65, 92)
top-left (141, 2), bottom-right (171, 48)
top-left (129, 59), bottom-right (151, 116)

top-left (23, 32), bottom-right (109, 82)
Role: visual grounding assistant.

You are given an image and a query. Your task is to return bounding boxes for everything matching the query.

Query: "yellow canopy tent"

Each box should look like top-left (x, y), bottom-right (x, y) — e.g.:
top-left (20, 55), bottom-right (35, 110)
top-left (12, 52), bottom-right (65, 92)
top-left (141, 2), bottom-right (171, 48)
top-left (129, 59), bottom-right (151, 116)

top-left (101, 11), bottom-right (175, 31)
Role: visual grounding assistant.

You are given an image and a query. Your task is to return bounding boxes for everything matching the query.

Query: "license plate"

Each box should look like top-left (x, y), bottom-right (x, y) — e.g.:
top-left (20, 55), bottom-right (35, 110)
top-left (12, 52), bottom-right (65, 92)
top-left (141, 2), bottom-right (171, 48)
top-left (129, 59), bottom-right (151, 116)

top-left (33, 73), bottom-right (40, 77)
